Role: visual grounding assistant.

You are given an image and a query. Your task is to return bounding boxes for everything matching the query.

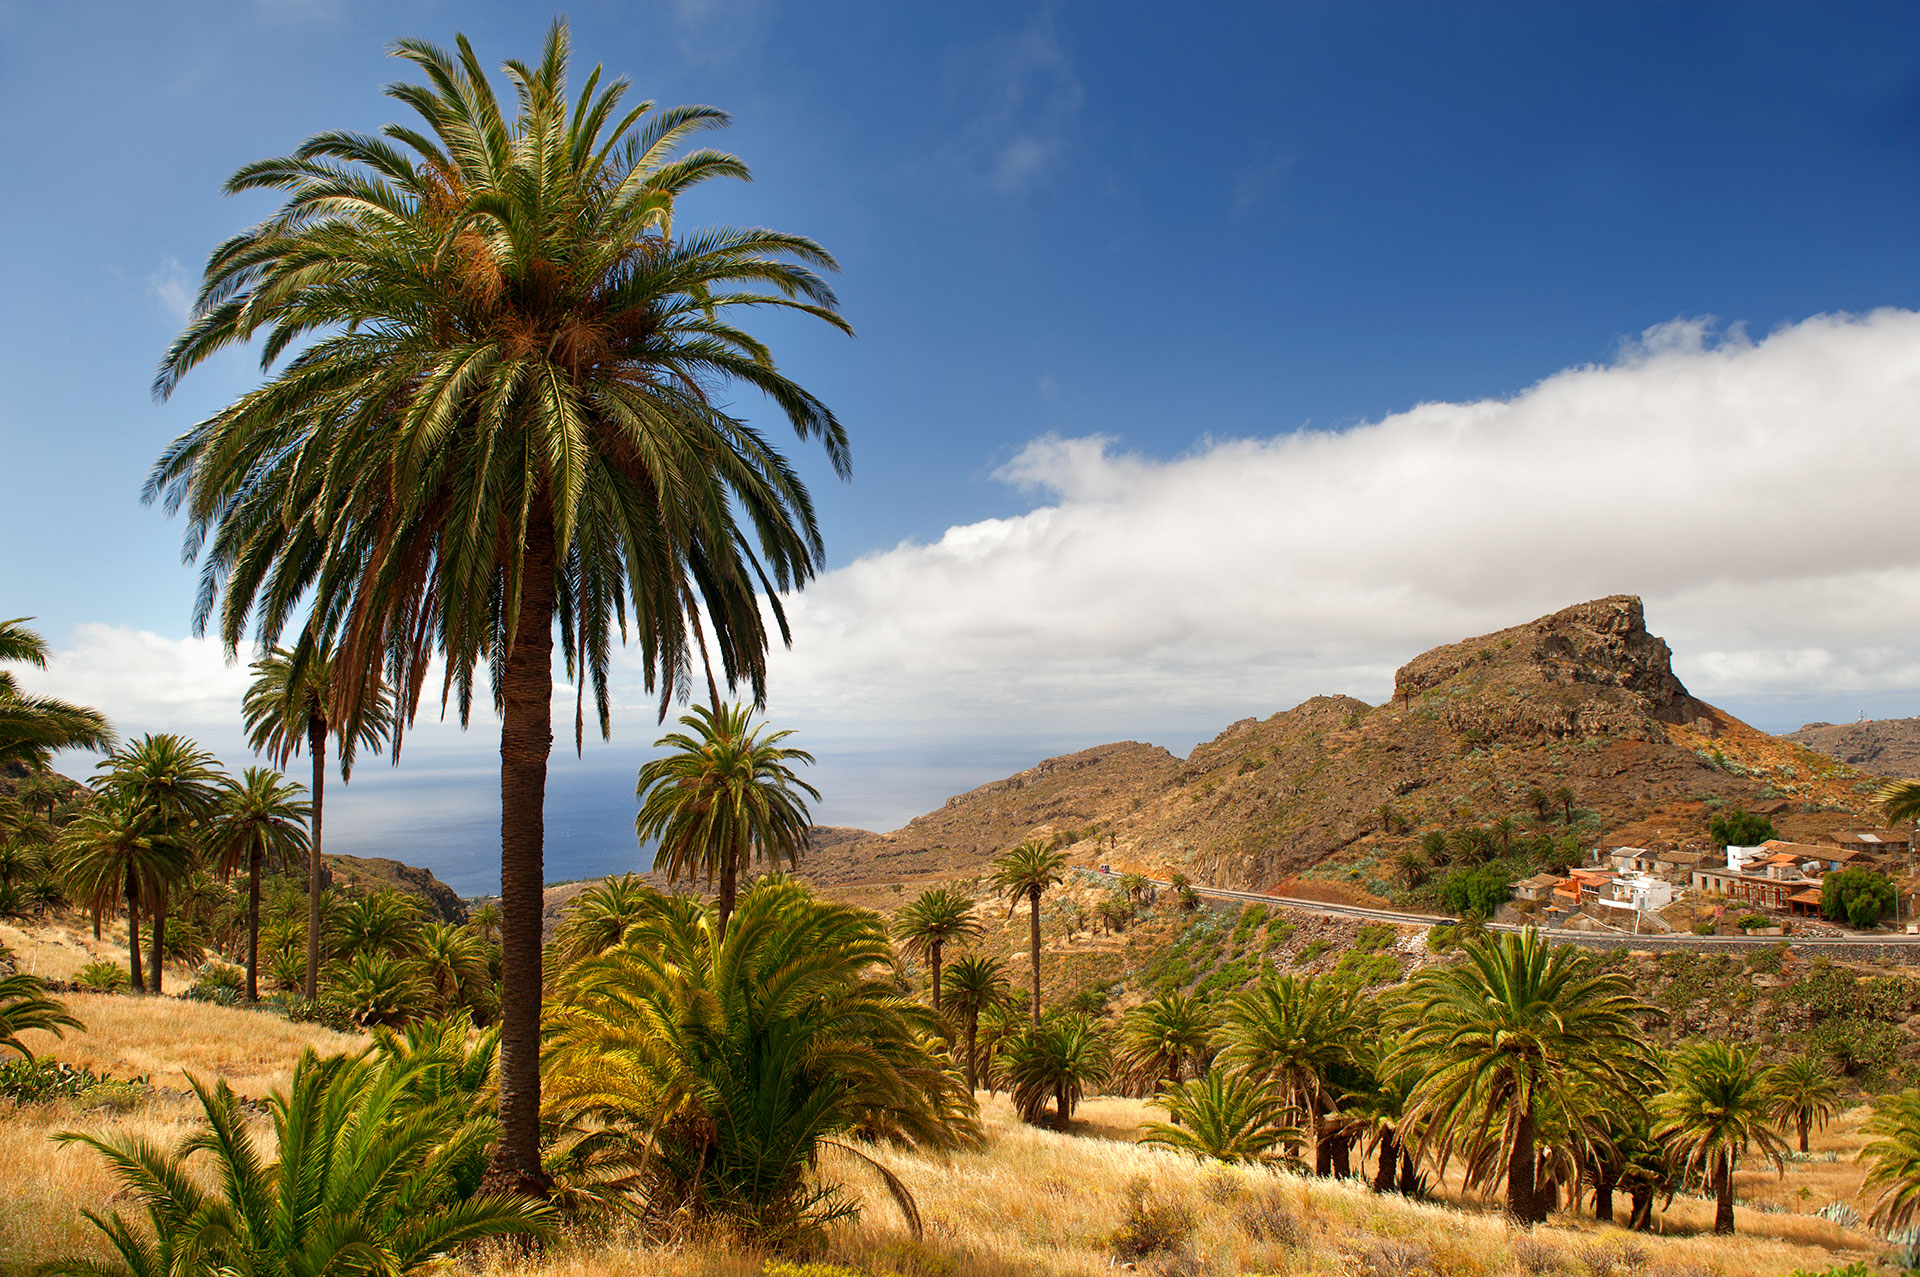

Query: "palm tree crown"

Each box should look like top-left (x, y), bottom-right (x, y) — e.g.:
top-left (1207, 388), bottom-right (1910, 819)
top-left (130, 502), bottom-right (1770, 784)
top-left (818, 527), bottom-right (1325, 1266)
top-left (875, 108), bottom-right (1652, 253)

top-left (243, 645), bottom-right (394, 1003)
top-left (635, 702), bottom-right (818, 942)
top-left (893, 885), bottom-right (983, 1016)
top-left (142, 24), bottom-right (852, 1192)
top-left (0, 618), bottom-right (113, 771)
top-left (206, 767), bottom-right (310, 1002)
top-left (1768, 1052), bottom-right (1841, 1156)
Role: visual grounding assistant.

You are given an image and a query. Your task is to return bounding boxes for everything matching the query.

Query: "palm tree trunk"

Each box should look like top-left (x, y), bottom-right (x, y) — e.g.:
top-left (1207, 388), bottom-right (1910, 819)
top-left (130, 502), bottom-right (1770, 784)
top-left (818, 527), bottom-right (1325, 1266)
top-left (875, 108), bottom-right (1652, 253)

top-left (490, 515), bottom-right (556, 1197)
top-left (1506, 1101), bottom-right (1538, 1223)
top-left (1799, 1114), bottom-right (1810, 1155)
top-left (1373, 1130), bottom-right (1398, 1192)
top-left (1714, 1150), bottom-right (1735, 1235)
top-left (1028, 887), bottom-right (1042, 1026)
top-left (930, 938), bottom-right (944, 1016)
top-left (1628, 1183), bottom-right (1654, 1230)
top-left (305, 714), bottom-right (326, 1002)
top-left (126, 869), bottom-right (143, 992)
top-left (717, 846), bottom-right (737, 944)
top-left (149, 895), bottom-right (166, 994)
top-left (1329, 1131), bottom-right (1352, 1178)
top-left (965, 1010), bottom-right (980, 1092)
top-left (1399, 1148), bottom-right (1417, 1195)
top-left (245, 842), bottom-right (263, 1002)
top-left (1594, 1166), bottom-right (1616, 1222)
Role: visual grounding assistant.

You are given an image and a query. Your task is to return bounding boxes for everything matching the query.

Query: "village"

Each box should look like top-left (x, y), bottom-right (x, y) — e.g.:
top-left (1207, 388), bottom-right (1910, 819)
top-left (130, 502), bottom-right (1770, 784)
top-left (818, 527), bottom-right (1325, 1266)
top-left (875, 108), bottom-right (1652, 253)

top-left (1509, 825), bottom-right (1916, 937)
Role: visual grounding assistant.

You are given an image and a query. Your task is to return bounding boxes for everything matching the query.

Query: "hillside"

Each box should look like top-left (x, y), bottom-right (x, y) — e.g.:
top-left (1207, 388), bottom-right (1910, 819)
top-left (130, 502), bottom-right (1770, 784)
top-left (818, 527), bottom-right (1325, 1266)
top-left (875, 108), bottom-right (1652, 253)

top-left (796, 596), bottom-right (1886, 896)
top-left (1790, 716), bottom-right (1920, 780)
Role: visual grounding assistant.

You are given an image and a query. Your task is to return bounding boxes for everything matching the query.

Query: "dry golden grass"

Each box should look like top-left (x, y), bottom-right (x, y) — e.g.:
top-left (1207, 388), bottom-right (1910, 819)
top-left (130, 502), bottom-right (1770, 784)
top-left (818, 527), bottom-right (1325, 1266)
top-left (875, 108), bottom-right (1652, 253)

top-left (16, 989), bottom-right (360, 1097)
top-left (468, 1096), bottom-right (1884, 1277)
top-left (0, 1093), bottom-right (235, 1273)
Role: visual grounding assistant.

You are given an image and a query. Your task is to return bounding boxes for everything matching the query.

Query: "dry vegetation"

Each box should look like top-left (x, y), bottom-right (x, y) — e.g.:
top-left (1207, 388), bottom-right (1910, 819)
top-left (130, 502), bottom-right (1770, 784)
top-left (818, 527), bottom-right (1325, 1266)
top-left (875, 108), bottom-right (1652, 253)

top-left (1, 987), bottom-right (1894, 1277)
top-left (463, 1097), bottom-right (1881, 1277)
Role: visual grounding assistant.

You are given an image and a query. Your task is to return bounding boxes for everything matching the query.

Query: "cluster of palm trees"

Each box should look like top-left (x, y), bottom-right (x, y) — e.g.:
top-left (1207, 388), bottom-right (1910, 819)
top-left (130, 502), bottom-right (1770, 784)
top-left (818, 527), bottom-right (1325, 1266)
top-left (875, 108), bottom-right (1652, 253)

top-left (887, 857), bottom-right (1886, 1240)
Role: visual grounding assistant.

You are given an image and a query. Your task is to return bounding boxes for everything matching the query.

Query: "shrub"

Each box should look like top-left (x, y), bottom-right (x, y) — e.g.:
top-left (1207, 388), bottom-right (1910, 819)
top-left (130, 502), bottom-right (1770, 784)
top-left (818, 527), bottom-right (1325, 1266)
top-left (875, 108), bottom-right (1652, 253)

top-left (1237, 1187), bottom-right (1303, 1246)
top-left (279, 995), bottom-right (359, 1034)
top-left (1710, 808), bottom-right (1776, 848)
top-left (1823, 867), bottom-right (1896, 929)
top-left (1439, 863), bottom-right (1512, 915)
top-left (1352, 922), bottom-right (1395, 953)
top-left (1109, 1178), bottom-right (1194, 1261)
top-left (1736, 914), bottom-right (1771, 931)
top-left (0, 1058), bottom-right (136, 1104)
top-left (75, 960), bottom-right (129, 992)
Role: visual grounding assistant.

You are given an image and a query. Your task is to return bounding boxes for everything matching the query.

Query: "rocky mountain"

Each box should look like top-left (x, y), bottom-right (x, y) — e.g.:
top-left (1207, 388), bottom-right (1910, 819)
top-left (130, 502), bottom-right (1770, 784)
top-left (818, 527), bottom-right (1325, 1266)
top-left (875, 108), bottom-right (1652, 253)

top-left (795, 596), bottom-right (1887, 896)
top-left (1788, 717), bottom-right (1920, 780)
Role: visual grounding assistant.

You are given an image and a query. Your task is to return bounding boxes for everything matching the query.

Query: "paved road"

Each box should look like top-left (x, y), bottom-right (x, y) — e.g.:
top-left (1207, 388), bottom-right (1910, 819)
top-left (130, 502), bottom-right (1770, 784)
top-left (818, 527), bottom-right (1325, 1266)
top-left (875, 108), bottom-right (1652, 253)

top-left (1091, 870), bottom-right (1920, 948)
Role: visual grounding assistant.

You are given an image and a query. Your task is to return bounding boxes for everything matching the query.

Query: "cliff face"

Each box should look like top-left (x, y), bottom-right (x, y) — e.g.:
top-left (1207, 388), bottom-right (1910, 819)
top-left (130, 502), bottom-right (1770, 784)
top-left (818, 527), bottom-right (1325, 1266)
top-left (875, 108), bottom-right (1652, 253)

top-left (790, 596), bottom-right (1882, 896)
top-left (1392, 596), bottom-right (1713, 742)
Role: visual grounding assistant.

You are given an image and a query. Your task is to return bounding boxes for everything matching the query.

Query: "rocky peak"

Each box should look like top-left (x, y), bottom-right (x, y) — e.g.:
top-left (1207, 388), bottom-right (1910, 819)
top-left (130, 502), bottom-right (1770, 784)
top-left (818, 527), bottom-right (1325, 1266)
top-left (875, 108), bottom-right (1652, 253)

top-left (1391, 595), bottom-right (1710, 742)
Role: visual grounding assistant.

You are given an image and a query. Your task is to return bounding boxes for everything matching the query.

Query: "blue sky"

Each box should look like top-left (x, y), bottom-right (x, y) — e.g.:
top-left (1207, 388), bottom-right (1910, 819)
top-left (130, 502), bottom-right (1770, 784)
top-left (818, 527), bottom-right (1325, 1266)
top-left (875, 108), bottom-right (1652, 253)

top-left (6, 3), bottom-right (1920, 890)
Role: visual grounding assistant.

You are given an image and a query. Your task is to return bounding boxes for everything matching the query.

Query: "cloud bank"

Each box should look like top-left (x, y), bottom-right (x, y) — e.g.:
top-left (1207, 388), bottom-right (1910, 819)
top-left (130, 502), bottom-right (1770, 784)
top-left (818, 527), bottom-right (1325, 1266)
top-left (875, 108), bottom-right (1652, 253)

top-left (750, 310), bottom-right (1920, 744)
top-left (33, 310), bottom-right (1920, 783)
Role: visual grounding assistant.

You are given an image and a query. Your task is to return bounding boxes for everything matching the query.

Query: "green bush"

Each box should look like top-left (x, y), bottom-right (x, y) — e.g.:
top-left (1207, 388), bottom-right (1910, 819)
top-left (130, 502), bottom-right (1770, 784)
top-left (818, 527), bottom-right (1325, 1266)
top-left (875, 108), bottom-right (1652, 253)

top-left (1710, 808), bottom-right (1777, 848)
top-left (1736, 914), bottom-right (1771, 931)
top-left (1352, 923), bottom-right (1395, 953)
top-left (1822, 867), bottom-right (1895, 929)
top-left (0, 1058), bottom-right (139, 1104)
top-left (1439, 864), bottom-right (1512, 915)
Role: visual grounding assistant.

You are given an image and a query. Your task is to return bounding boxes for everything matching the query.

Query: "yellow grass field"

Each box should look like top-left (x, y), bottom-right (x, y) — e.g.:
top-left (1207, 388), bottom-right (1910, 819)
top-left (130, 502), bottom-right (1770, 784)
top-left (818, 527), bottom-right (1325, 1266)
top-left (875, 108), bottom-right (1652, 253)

top-left (0, 985), bottom-right (1899, 1277)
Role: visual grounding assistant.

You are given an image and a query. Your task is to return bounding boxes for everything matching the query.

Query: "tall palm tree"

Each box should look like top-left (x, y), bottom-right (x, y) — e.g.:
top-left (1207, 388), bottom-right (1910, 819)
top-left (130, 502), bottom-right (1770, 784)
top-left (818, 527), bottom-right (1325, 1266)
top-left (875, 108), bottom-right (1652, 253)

top-left (58, 790), bottom-right (173, 990)
top-left (894, 886), bottom-right (983, 1016)
top-left (1389, 928), bottom-right (1657, 1223)
top-left (635, 703), bottom-right (818, 944)
top-left (1218, 973), bottom-right (1355, 1174)
top-left (942, 954), bottom-right (1008, 1092)
top-left (93, 735), bottom-right (224, 993)
top-left (1654, 1041), bottom-right (1787, 1235)
top-left (1768, 1053), bottom-right (1841, 1155)
top-left (206, 767), bottom-right (310, 1001)
top-left (146, 25), bottom-right (852, 1194)
top-left (242, 646), bottom-right (393, 1002)
top-left (989, 839), bottom-right (1069, 1025)
top-left (0, 618), bottom-right (113, 771)
top-left (1116, 990), bottom-right (1215, 1092)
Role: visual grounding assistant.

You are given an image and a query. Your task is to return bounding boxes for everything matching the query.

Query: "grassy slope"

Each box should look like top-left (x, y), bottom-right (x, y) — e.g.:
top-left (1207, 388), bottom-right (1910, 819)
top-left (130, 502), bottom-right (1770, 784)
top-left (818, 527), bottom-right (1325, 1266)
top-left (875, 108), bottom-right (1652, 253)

top-left (3, 902), bottom-right (1908, 1277)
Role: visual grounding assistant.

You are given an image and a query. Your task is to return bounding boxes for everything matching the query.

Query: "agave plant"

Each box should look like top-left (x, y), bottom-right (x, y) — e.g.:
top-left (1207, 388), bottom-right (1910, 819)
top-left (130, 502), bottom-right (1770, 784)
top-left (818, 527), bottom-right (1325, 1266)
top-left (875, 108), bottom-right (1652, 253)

top-left (42, 1049), bottom-right (549, 1277)
top-left (1140, 1069), bottom-right (1304, 1167)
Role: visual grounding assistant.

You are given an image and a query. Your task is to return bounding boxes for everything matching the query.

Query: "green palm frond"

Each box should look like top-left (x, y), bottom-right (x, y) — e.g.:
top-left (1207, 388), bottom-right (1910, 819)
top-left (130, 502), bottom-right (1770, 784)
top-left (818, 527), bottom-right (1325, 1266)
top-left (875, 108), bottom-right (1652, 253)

top-left (1140, 1069), bottom-right (1304, 1167)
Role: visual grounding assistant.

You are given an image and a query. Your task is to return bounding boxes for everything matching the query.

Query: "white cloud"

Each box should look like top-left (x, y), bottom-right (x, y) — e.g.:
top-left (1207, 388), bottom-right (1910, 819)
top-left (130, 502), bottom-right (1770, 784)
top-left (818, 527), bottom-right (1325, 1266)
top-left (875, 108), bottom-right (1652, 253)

top-left (749, 309), bottom-right (1920, 743)
top-left (148, 258), bottom-right (191, 323)
top-left (967, 11), bottom-right (1083, 194)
